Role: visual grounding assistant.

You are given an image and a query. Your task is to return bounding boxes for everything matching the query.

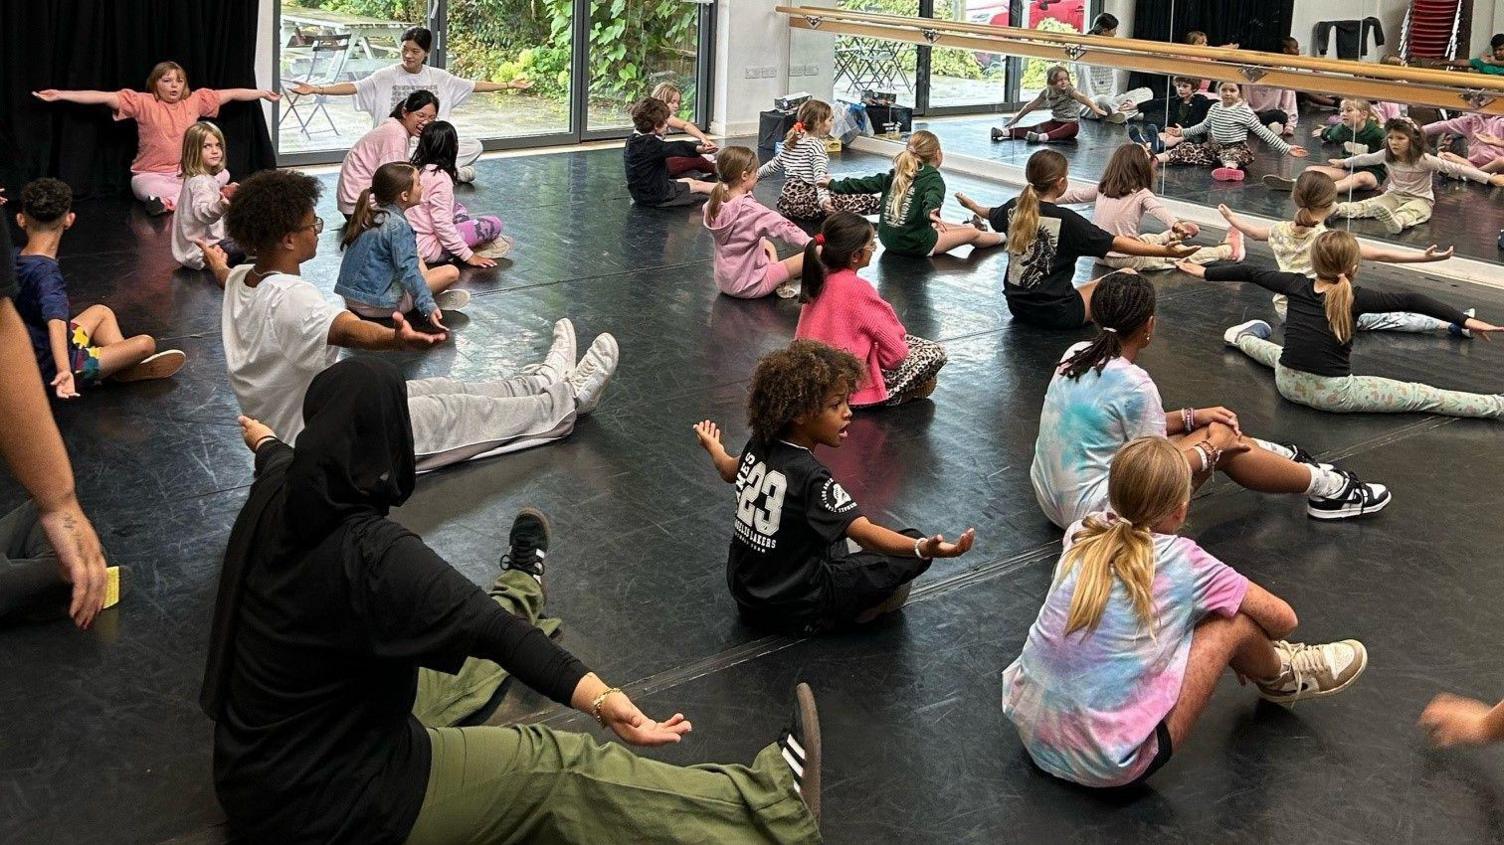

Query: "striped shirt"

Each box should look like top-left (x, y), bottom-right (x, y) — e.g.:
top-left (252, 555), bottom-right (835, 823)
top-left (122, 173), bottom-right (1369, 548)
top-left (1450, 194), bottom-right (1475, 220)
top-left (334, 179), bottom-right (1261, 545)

top-left (1182, 102), bottom-right (1290, 154)
top-left (759, 135), bottom-right (832, 201)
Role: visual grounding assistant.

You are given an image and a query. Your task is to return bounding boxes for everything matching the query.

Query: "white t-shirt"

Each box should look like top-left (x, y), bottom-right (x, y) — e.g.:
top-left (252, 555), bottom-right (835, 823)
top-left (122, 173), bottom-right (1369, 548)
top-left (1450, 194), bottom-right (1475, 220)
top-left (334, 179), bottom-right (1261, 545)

top-left (1029, 342), bottom-right (1166, 528)
top-left (353, 64), bottom-right (475, 126)
top-left (222, 265), bottom-right (345, 444)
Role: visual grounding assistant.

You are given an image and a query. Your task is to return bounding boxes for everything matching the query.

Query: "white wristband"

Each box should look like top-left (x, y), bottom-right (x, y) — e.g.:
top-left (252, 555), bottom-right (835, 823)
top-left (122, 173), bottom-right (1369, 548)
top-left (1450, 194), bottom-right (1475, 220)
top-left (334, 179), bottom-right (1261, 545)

top-left (914, 537), bottom-right (931, 559)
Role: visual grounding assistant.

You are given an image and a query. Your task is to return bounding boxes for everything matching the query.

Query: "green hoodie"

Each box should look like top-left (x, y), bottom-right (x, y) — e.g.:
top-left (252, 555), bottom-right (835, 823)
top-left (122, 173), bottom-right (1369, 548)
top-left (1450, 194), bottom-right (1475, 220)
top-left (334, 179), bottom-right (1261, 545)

top-left (1321, 119), bottom-right (1388, 178)
top-left (829, 163), bottom-right (945, 256)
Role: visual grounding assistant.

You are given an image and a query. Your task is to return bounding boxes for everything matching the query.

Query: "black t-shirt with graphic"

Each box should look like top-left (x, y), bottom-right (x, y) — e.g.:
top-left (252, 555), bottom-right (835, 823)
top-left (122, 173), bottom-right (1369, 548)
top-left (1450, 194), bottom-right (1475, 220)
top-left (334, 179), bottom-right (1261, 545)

top-left (726, 438), bottom-right (864, 620)
top-left (989, 199), bottom-right (1115, 311)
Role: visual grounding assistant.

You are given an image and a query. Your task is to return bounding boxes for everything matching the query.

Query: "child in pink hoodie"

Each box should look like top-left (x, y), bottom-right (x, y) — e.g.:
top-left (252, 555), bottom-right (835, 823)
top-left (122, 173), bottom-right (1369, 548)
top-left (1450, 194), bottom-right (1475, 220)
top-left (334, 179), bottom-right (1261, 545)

top-left (406, 121), bottom-right (511, 267)
top-left (703, 146), bottom-right (811, 299)
top-left (794, 212), bottom-right (946, 407)
top-left (1423, 112), bottom-right (1504, 173)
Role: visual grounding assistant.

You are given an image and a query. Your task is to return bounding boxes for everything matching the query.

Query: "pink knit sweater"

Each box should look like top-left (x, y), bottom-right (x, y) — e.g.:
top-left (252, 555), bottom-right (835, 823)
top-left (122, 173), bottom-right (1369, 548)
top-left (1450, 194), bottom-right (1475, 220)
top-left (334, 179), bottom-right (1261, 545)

top-left (795, 268), bottom-right (909, 406)
top-left (406, 165), bottom-right (473, 262)
top-left (336, 118), bottom-right (412, 215)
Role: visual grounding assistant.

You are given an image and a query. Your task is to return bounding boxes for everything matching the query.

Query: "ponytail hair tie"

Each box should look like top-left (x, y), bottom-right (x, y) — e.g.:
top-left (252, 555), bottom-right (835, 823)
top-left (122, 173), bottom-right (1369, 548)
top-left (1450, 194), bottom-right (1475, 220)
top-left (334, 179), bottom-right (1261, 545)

top-left (1102, 327), bottom-right (1118, 334)
top-left (793, 121), bottom-right (805, 133)
top-left (1109, 513), bottom-right (1134, 528)
top-left (814, 233), bottom-right (826, 246)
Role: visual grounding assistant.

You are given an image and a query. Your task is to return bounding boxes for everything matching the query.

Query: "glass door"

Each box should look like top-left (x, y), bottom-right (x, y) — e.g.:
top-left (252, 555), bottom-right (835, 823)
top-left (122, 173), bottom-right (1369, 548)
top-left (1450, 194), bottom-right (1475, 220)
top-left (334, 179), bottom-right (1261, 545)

top-left (832, 0), bottom-right (921, 109)
top-left (582, 0), bottom-right (712, 137)
top-left (441, 0), bottom-right (577, 143)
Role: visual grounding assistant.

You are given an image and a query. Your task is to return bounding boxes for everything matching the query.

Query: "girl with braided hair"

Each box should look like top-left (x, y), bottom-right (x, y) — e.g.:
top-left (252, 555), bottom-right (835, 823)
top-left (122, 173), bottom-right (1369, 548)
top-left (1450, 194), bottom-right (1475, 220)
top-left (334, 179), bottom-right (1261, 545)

top-left (1029, 270), bottom-right (1391, 529)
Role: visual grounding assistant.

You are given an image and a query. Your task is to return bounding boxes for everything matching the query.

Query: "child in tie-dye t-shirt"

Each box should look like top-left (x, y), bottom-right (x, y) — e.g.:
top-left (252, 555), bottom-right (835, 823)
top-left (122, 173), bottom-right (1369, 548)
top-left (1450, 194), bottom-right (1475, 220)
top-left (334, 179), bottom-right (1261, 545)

top-left (1004, 437), bottom-right (1370, 788)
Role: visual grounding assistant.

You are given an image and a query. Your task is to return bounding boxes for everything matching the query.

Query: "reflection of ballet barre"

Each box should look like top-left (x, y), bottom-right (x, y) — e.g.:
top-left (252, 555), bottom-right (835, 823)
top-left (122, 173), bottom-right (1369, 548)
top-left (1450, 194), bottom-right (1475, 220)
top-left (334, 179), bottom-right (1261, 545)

top-left (778, 4), bottom-right (1504, 115)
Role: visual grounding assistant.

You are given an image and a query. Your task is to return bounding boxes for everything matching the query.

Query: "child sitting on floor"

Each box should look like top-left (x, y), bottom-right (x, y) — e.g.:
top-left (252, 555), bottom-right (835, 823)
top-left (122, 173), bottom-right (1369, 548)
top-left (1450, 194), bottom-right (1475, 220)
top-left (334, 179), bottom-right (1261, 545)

top-left (1004, 436), bottom-right (1368, 789)
top-left (759, 99), bottom-right (878, 220)
top-left (823, 130), bottom-right (1005, 257)
top-left (692, 339), bottom-right (975, 635)
top-left (703, 146), bottom-right (810, 299)
top-left (172, 122), bottom-right (245, 271)
top-left (1328, 118), bottom-right (1504, 234)
top-left (794, 213), bottom-right (948, 407)
top-left (13, 178), bottom-right (184, 399)
top-left (624, 97), bottom-right (716, 207)
top-left (992, 66), bottom-right (1107, 143)
top-left (407, 121), bottom-right (511, 266)
top-left (1157, 81), bottom-right (1308, 181)
top-left (650, 81), bottom-right (718, 177)
top-left (1130, 76), bottom-right (1211, 153)
top-left (1422, 110), bottom-right (1504, 175)
top-left (1265, 99), bottom-right (1387, 194)
top-left (337, 162), bottom-right (468, 329)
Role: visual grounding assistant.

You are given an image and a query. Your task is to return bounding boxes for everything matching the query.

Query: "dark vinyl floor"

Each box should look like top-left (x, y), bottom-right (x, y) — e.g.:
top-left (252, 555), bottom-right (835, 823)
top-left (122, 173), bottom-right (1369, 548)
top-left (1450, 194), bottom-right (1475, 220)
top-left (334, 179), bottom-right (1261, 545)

top-left (5, 140), bottom-right (1504, 844)
top-left (920, 111), bottom-right (1504, 265)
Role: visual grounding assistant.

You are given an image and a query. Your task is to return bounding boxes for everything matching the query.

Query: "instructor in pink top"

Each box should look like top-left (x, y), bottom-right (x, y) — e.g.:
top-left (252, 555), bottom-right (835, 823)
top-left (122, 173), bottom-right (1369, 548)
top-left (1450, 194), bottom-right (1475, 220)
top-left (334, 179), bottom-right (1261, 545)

top-left (33, 61), bottom-right (278, 215)
top-left (336, 90), bottom-right (438, 217)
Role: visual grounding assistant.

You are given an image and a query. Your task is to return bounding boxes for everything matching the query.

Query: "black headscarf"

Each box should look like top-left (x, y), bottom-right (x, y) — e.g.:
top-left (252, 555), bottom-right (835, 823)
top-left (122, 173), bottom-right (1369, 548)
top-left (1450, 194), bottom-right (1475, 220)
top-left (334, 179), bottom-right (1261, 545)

top-left (201, 357), bottom-right (413, 719)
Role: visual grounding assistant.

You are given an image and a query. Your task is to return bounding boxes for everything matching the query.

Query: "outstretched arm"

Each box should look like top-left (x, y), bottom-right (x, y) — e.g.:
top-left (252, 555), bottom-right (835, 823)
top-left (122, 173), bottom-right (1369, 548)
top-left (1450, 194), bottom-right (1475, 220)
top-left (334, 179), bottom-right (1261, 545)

top-left (473, 79), bottom-right (532, 93)
top-left (1421, 694), bottom-right (1504, 747)
top-left (846, 516), bottom-right (975, 560)
top-left (327, 310), bottom-right (449, 352)
top-left (1005, 91), bottom-right (1046, 127)
top-left (1112, 235), bottom-right (1199, 258)
top-left (289, 81), bottom-right (357, 96)
top-left (1216, 203), bottom-right (1271, 241)
top-left (32, 89), bottom-right (120, 109)
top-left (218, 88), bottom-right (281, 103)
top-left (692, 421), bottom-right (739, 482)
top-left (1361, 243), bottom-right (1453, 264)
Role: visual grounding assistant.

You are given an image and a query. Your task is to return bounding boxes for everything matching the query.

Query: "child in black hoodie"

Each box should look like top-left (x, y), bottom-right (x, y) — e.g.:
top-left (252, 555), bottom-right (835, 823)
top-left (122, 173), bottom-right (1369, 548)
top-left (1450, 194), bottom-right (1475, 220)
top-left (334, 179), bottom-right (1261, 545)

top-left (624, 97), bottom-right (716, 207)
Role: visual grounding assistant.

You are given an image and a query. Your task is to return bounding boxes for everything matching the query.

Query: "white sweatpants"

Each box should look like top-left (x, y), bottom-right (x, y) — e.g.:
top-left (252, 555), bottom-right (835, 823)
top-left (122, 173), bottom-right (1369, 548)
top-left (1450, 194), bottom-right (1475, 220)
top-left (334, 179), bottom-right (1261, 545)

top-left (408, 374), bottom-right (576, 472)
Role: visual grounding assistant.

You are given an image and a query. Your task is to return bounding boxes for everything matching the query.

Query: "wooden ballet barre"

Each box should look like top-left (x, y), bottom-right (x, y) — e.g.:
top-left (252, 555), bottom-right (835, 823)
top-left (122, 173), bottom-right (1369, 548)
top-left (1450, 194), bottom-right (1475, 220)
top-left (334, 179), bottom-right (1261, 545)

top-left (778, 4), bottom-right (1504, 115)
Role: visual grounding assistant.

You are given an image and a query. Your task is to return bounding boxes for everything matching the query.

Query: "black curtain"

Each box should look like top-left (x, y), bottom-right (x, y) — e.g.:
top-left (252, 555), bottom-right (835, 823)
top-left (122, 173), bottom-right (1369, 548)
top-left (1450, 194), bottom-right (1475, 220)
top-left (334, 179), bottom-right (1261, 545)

top-left (1127, 0), bottom-right (1296, 99)
top-left (0, 0), bottom-right (275, 201)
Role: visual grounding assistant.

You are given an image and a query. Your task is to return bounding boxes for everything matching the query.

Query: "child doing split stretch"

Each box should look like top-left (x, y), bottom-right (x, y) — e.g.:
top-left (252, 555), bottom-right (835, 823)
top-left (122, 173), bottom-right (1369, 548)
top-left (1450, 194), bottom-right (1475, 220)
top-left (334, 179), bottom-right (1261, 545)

top-left (823, 131), bottom-right (1005, 256)
top-left (759, 100), bottom-right (879, 220)
top-left (694, 340), bottom-right (974, 635)
top-left (650, 82), bottom-right (718, 177)
top-left (13, 179), bottom-right (185, 398)
top-left (1266, 99), bottom-right (1388, 193)
top-left (1198, 230), bottom-right (1504, 419)
top-left (1422, 110), bottom-right (1504, 174)
top-left (1214, 171), bottom-right (1464, 336)
top-left (955, 149), bottom-right (1197, 329)
top-left (624, 97), bottom-right (717, 207)
top-left (1005, 436), bottom-right (1368, 789)
top-left (702, 146), bottom-right (810, 299)
top-left (794, 213), bottom-right (948, 407)
top-left (33, 62), bottom-right (277, 214)
top-left (1030, 271), bottom-right (1390, 528)
top-left (336, 162), bottom-right (468, 329)
top-left (1328, 118), bottom-right (1504, 233)
top-left (1157, 81), bottom-right (1308, 181)
top-left (991, 66), bottom-right (1106, 143)
top-left (407, 121), bottom-right (510, 267)
top-left (1047, 143), bottom-right (1243, 271)
top-left (172, 122), bottom-right (245, 271)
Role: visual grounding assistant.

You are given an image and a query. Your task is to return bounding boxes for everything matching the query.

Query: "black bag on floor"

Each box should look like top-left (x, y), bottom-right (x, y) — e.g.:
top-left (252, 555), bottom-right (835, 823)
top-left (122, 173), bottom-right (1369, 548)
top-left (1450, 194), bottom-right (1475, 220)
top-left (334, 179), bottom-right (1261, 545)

top-left (759, 109), bottom-right (799, 150)
top-left (865, 105), bottom-right (913, 135)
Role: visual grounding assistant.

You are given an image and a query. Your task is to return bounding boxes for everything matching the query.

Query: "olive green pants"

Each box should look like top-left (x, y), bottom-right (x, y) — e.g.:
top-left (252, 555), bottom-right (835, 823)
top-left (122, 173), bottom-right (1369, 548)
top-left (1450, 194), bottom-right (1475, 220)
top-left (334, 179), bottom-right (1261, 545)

top-left (405, 571), bottom-right (821, 844)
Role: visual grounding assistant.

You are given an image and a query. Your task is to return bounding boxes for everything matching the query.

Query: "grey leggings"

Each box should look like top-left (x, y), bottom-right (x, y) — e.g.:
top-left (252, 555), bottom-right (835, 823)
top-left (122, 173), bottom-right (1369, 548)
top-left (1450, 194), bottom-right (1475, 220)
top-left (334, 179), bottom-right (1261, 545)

top-left (1236, 335), bottom-right (1504, 419)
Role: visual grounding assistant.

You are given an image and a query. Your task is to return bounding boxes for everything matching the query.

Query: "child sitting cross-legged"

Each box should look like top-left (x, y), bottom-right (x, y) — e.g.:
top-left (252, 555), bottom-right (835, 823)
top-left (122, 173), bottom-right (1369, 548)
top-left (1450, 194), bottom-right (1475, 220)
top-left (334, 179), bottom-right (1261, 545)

top-left (1004, 436), bottom-right (1369, 789)
top-left (693, 340), bottom-right (975, 635)
top-left (13, 178), bottom-right (184, 399)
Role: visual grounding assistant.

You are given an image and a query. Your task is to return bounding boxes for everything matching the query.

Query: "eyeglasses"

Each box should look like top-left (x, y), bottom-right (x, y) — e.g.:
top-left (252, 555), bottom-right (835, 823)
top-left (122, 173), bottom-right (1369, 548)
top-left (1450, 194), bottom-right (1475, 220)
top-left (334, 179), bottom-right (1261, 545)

top-left (302, 217), bottom-right (325, 235)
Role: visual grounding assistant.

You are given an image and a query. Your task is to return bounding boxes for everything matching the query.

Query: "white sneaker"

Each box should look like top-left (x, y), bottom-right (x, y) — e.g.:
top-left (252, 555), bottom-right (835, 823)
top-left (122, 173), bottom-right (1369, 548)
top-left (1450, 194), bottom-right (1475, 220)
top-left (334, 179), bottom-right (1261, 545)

top-left (1257, 639), bottom-right (1368, 705)
top-left (434, 289), bottom-right (470, 312)
top-left (775, 282), bottom-right (800, 299)
top-left (114, 349), bottom-right (186, 382)
top-left (1267, 120), bottom-right (1284, 135)
top-left (1223, 319), bottom-right (1271, 347)
top-left (456, 165), bottom-right (477, 184)
top-left (520, 317), bottom-right (577, 385)
top-left (1106, 111), bottom-right (1128, 124)
top-left (567, 333), bottom-right (620, 415)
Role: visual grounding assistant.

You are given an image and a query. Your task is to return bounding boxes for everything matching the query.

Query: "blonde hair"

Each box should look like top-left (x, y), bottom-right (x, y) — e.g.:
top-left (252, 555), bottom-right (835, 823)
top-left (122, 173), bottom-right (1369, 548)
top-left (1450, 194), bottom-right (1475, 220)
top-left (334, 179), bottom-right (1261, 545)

top-left (146, 61), bottom-right (188, 98)
top-left (787, 99), bottom-right (833, 145)
top-left (1058, 437), bottom-right (1190, 636)
top-left (706, 145), bottom-right (759, 223)
top-left (650, 81), bottom-right (682, 103)
top-left (888, 130), bottom-right (940, 221)
top-left (180, 121), bottom-right (227, 178)
top-left (1046, 65), bottom-right (1071, 86)
top-left (1291, 170), bottom-right (1337, 228)
top-left (1311, 230), bottom-right (1361, 344)
top-left (1340, 98), bottom-right (1376, 125)
top-left (1008, 149), bottom-right (1068, 254)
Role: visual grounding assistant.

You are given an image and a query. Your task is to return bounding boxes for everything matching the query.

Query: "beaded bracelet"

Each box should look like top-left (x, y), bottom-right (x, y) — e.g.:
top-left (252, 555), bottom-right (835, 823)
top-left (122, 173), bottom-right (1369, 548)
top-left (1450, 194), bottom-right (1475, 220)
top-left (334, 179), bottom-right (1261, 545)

top-left (1182, 407), bottom-right (1195, 433)
top-left (592, 687), bottom-right (623, 727)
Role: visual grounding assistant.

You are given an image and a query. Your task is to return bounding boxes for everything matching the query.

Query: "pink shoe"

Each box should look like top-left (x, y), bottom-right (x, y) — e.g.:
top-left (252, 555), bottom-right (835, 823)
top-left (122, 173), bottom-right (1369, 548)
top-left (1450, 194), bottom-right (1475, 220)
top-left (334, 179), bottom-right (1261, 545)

top-left (1225, 227), bottom-right (1246, 262)
top-left (1212, 167), bottom-right (1246, 182)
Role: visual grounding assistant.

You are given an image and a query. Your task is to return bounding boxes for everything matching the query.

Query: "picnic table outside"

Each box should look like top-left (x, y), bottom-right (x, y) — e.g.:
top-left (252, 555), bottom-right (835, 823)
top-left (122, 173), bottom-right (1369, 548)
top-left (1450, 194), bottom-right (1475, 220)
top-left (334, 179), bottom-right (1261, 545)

top-left (280, 4), bottom-right (414, 81)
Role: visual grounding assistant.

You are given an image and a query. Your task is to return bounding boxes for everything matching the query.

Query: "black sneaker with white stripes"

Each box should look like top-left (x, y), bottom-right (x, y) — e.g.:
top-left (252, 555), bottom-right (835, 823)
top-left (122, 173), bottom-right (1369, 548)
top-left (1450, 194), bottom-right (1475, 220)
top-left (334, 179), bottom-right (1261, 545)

top-left (500, 507), bottom-right (551, 582)
top-left (779, 683), bottom-right (822, 826)
top-left (1306, 471), bottom-right (1391, 520)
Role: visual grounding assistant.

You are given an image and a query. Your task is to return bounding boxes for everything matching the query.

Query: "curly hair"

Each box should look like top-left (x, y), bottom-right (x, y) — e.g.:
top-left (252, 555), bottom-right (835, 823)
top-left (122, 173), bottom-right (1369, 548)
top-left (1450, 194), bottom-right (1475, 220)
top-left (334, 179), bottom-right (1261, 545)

top-left (631, 97), bottom-right (671, 133)
top-left (747, 340), bottom-right (864, 443)
top-left (19, 178), bottom-right (72, 227)
top-left (225, 169), bottom-right (322, 253)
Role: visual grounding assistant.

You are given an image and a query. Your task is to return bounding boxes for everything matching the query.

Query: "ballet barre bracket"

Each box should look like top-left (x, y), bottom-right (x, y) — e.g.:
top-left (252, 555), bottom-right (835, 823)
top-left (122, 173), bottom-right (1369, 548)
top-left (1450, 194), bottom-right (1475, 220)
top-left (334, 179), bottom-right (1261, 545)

top-left (920, 27), bottom-right (940, 44)
top-left (1063, 45), bottom-right (1087, 62)
top-left (1239, 66), bottom-right (1267, 83)
top-left (803, 14), bottom-right (823, 28)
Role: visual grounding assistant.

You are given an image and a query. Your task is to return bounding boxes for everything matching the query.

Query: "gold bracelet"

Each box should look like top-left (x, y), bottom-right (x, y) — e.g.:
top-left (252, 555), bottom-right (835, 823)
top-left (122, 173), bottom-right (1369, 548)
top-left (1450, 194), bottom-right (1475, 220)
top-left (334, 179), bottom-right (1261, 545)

top-left (591, 687), bottom-right (623, 727)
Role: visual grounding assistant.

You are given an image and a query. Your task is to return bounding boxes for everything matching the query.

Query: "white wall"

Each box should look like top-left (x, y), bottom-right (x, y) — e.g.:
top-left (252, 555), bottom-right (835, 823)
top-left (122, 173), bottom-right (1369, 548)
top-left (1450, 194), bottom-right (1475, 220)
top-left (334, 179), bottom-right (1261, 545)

top-left (711, 0), bottom-right (835, 137)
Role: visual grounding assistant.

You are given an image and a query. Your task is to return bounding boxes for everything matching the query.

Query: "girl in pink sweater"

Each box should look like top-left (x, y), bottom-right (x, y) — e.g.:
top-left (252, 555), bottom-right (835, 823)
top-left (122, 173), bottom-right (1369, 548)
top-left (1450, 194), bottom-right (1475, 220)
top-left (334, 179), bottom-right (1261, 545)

top-left (794, 212), bottom-right (946, 407)
top-left (1423, 113), bottom-right (1504, 173)
top-left (406, 121), bottom-right (510, 267)
top-left (336, 91), bottom-right (437, 216)
top-left (703, 146), bottom-right (811, 299)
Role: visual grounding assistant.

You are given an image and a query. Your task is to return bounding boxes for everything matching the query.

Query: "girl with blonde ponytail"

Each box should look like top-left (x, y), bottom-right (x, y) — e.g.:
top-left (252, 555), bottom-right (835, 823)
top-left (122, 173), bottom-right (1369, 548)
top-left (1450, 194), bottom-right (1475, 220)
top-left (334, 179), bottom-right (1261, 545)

top-left (955, 150), bottom-right (1197, 329)
top-left (702, 145), bottom-right (812, 298)
top-left (1202, 230), bottom-right (1504, 419)
top-left (820, 131), bottom-right (1005, 257)
top-left (1005, 435), bottom-right (1370, 789)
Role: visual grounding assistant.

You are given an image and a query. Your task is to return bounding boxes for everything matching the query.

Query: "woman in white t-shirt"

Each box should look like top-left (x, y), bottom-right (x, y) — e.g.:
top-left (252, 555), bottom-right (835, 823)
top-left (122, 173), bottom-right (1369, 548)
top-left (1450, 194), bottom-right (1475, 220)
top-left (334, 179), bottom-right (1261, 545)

top-left (290, 26), bottom-right (530, 182)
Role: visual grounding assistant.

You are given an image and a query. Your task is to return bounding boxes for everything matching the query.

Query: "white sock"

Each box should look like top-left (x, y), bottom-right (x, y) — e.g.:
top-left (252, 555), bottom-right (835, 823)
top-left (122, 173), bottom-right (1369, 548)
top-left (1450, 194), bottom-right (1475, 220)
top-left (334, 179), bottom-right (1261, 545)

top-left (1305, 465), bottom-right (1348, 499)
top-left (1250, 438), bottom-right (1294, 459)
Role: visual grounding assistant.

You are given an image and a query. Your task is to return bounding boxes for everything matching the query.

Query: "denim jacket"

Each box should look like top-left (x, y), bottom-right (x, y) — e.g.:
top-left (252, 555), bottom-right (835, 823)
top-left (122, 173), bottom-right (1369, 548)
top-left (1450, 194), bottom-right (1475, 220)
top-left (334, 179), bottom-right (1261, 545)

top-left (334, 203), bottom-right (438, 316)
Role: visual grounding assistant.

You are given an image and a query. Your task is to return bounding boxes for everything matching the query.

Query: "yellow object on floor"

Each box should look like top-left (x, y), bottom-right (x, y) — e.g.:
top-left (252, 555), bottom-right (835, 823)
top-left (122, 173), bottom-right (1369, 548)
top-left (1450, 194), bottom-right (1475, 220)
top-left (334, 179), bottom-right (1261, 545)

top-left (103, 566), bottom-right (122, 610)
top-left (824, 137), bottom-right (842, 154)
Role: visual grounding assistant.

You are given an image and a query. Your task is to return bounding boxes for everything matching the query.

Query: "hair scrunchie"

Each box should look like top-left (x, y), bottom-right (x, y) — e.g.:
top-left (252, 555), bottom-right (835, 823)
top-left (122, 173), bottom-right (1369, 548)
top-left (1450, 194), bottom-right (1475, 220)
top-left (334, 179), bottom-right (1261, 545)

top-left (793, 121), bottom-right (805, 133)
top-left (814, 233), bottom-right (826, 245)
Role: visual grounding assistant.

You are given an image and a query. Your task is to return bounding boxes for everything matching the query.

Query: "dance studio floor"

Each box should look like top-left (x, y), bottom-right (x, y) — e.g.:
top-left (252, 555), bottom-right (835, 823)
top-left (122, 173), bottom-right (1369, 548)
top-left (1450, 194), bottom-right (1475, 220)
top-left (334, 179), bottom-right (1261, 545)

top-left (4, 140), bottom-right (1504, 844)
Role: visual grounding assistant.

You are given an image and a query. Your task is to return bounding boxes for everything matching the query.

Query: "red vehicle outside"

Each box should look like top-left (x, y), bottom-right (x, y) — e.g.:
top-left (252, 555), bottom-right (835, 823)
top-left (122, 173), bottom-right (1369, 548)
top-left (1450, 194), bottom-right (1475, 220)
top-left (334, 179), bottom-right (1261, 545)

top-left (966, 0), bottom-right (1086, 31)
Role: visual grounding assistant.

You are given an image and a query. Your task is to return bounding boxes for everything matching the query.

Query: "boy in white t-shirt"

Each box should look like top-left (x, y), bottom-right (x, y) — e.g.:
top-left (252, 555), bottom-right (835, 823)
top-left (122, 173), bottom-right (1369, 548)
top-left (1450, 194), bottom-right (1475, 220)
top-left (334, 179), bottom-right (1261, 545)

top-left (290, 26), bottom-right (529, 182)
top-left (201, 170), bottom-right (618, 471)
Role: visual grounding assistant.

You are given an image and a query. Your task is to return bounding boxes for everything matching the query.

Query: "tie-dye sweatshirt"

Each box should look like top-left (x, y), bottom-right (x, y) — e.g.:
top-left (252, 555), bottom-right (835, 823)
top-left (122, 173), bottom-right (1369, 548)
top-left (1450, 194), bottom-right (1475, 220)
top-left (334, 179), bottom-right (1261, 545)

top-left (1030, 342), bottom-right (1165, 529)
top-left (1001, 520), bottom-right (1249, 787)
